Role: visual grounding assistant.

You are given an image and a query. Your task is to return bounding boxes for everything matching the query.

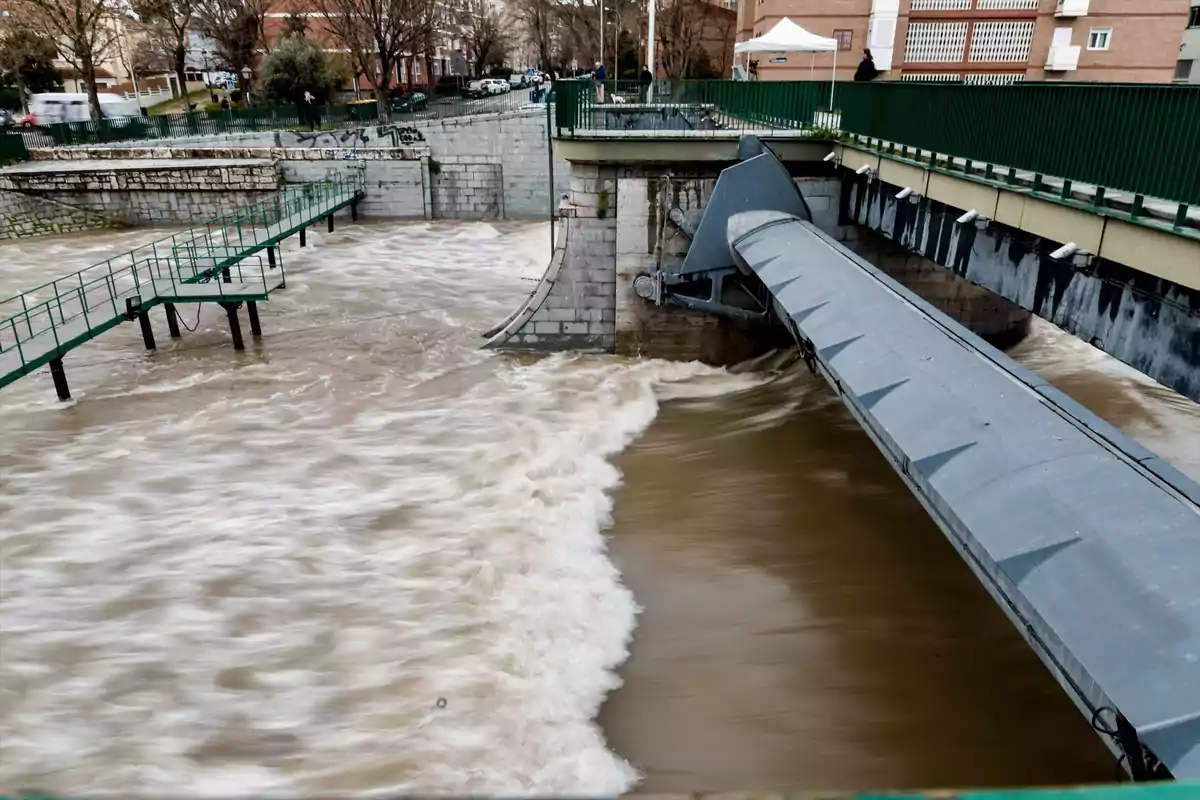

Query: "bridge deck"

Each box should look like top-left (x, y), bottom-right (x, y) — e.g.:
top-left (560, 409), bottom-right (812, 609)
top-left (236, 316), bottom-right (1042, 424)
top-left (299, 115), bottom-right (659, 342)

top-left (0, 177), bottom-right (361, 391)
top-left (728, 210), bottom-right (1200, 779)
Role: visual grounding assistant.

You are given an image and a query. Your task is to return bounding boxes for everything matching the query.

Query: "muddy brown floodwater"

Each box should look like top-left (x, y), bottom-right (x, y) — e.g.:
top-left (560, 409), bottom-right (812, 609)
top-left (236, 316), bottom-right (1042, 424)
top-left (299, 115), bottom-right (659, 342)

top-left (1, 222), bottom-right (1197, 796)
top-left (600, 323), bottom-right (1200, 793)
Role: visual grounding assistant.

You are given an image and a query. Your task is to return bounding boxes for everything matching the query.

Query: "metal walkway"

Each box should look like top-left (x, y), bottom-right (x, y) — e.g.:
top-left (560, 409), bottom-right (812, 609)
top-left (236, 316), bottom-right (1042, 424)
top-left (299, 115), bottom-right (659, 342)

top-left (637, 140), bottom-right (1200, 782)
top-left (0, 174), bottom-right (363, 399)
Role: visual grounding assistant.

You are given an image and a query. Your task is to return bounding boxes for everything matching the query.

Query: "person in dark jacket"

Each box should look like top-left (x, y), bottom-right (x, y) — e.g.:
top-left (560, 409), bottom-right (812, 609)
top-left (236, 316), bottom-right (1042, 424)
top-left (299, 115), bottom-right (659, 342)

top-left (854, 49), bottom-right (879, 82)
top-left (593, 61), bottom-right (607, 103)
top-left (638, 65), bottom-right (653, 102)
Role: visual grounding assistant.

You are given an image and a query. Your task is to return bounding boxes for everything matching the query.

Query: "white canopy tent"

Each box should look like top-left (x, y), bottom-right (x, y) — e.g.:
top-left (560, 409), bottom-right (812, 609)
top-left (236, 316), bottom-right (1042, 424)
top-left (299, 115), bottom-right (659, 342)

top-left (734, 18), bottom-right (840, 108)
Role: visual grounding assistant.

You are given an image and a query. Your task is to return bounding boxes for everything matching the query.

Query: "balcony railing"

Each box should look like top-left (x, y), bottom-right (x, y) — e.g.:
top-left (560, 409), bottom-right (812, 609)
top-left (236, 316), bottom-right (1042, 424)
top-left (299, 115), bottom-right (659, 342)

top-left (554, 79), bottom-right (1200, 210)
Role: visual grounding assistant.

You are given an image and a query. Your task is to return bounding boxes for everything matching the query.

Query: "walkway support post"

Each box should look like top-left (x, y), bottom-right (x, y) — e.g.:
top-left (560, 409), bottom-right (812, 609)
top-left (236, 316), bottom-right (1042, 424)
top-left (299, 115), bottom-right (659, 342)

top-left (49, 357), bottom-right (70, 401)
top-left (222, 302), bottom-right (245, 351)
top-left (138, 311), bottom-right (156, 350)
top-left (327, 214), bottom-right (334, 233)
top-left (247, 301), bottom-right (262, 337)
top-left (222, 267), bottom-right (231, 284)
top-left (267, 247), bottom-right (276, 269)
top-left (351, 199), bottom-right (359, 222)
top-left (299, 228), bottom-right (306, 247)
top-left (165, 303), bottom-right (181, 339)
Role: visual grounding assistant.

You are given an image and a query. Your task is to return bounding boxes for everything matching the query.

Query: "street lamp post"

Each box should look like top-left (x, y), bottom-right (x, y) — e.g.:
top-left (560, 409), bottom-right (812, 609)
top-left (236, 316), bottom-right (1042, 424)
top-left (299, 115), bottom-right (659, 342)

top-left (241, 66), bottom-right (252, 106)
top-left (647, 0), bottom-right (656, 101)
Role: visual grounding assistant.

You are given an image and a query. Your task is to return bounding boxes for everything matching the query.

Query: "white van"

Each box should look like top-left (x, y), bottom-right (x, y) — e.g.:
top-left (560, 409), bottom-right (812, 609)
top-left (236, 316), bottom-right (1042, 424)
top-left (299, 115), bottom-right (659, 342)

top-left (26, 93), bottom-right (140, 126)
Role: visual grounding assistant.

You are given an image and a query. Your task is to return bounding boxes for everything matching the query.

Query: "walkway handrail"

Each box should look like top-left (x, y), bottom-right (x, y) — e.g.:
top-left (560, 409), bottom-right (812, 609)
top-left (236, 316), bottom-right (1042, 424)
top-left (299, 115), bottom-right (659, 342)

top-left (0, 173), bottom-right (363, 380)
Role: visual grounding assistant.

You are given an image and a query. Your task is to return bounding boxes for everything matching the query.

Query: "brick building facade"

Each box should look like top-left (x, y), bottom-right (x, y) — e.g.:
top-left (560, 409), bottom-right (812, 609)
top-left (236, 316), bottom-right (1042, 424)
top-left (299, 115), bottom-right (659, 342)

top-left (735, 0), bottom-right (1189, 83)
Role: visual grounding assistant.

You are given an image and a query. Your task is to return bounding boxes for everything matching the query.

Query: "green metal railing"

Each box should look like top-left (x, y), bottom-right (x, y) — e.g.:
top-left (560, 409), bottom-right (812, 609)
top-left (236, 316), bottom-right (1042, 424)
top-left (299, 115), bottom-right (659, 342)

top-left (555, 79), bottom-right (1200, 208)
top-left (0, 132), bottom-right (28, 165)
top-left (0, 173), bottom-right (363, 389)
top-left (16, 88), bottom-right (549, 149)
top-left (836, 81), bottom-right (1200, 208)
top-left (554, 79), bottom-right (834, 133)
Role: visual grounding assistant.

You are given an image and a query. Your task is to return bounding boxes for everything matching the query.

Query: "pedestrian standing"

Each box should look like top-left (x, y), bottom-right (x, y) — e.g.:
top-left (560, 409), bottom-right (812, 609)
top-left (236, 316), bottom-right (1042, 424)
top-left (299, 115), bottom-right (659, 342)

top-left (854, 49), bottom-right (879, 82)
top-left (593, 61), bottom-right (607, 103)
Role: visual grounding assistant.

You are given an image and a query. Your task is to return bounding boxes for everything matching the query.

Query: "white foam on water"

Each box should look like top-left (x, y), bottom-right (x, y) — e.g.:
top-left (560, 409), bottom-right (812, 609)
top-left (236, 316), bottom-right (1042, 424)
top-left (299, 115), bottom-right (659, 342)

top-left (0, 222), bottom-right (760, 797)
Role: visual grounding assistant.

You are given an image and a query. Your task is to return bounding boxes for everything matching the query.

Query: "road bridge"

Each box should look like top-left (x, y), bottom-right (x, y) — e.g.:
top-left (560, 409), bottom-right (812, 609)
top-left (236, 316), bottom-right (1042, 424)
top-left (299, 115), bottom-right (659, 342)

top-left (0, 174), bottom-right (364, 399)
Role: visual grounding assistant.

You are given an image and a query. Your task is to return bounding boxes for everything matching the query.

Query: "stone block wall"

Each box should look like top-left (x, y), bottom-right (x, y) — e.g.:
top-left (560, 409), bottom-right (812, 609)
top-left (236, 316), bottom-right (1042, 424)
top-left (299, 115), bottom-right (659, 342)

top-left (0, 162), bottom-right (279, 226)
top-left (32, 111), bottom-right (569, 222)
top-left (278, 157), bottom-right (428, 219)
top-left (494, 165), bottom-right (616, 351)
top-left (0, 190), bottom-right (120, 240)
top-left (412, 112), bottom-right (568, 220)
top-left (430, 159), bottom-right (502, 220)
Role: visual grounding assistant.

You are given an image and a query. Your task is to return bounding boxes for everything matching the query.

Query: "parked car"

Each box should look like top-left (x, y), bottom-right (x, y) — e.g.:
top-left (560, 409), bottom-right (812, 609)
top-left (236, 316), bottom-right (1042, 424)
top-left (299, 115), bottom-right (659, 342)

top-left (485, 78), bottom-right (509, 94)
top-left (390, 91), bottom-right (428, 113)
top-left (0, 108), bottom-right (15, 129)
top-left (465, 79), bottom-right (487, 98)
top-left (508, 73), bottom-right (527, 89)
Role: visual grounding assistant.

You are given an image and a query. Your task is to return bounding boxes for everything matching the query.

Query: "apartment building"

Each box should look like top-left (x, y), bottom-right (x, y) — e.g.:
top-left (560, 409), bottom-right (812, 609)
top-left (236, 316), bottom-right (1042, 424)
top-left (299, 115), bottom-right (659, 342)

top-left (1178, 0), bottom-right (1200, 82)
top-left (736, 0), bottom-right (1189, 83)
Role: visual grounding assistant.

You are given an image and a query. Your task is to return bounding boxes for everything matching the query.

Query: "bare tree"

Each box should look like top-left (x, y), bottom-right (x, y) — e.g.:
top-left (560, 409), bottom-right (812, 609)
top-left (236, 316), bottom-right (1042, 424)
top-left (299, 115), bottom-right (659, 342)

top-left (654, 0), bottom-right (716, 78)
top-left (461, 0), bottom-right (508, 77)
top-left (130, 0), bottom-right (194, 102)
top-left (318, 0), bottom-right (437, 119)
top-left (0, 13), bottom-right (60, 112)
top-left (555, 0), bottom-right (599, 69)
top-left (193, 0), bottom-right (271, 98)
top-left (709, 5), bottom-right (735, 77)
top-left (509, 0), bottom-right (554, 72)
top-left (15, 0), bottom-right (121, 120)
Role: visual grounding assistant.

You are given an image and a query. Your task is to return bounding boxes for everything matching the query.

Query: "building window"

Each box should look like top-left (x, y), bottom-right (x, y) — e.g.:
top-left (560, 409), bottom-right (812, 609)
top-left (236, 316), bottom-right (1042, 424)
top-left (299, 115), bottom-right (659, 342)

top-left (904, 21), bottom-right (968, 63)
top-left (969, 20), bottom-right (1036, 62)
top-left (1176, 59), bottom-right (1194, 81)
top-left (965, 72), bottom-right (1026, 85)
top-left (1189, 6), bottom-right (1200, 27)
top-left (1087, 27), bottom-right (1112, 50)
top-left (833, 29), bottom-right (853, 50)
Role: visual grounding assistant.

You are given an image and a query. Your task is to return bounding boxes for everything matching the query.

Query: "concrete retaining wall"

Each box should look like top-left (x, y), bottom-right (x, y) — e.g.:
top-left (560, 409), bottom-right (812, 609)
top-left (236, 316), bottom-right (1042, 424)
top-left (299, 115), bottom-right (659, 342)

top-left (32, 111), bottom-right (569, 222)
top-left (0, 161), bottom-right (279, 226)
top-left (431, 159), bottom-right (502, 220)
top-left (844, 173), bottom-right (1200, 403)
top-left (484, 165), bottom-right (618, 351)
top-left (0, 190), bottom-right (121, 240)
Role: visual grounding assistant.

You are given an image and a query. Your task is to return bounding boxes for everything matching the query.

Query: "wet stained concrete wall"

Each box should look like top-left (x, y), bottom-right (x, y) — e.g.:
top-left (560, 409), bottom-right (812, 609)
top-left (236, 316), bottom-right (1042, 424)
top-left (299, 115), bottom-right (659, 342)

top-left (843, 173), bottom-right (1200, 403)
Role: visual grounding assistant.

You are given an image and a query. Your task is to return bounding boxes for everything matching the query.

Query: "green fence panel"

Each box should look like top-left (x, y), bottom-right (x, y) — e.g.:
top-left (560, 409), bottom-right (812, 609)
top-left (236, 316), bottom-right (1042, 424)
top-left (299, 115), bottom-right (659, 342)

top-left (838, 82), bottom-right (1200, 206)
top-left (0, 133), bottom-right (29, 165)
top-left (555, 80), bottom-right (584, 132)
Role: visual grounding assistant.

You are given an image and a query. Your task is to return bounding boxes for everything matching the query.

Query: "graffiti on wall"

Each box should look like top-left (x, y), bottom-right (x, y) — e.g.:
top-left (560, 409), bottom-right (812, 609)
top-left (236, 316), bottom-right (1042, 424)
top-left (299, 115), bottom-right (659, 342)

top-left (293, 124), bottom-right (426, 149)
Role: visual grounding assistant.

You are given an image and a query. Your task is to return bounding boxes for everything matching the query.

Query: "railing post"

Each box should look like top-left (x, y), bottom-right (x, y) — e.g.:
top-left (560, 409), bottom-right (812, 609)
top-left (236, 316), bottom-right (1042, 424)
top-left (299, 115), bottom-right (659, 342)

top-left (20, 294), bottom-right (32, 337)
top-left (52, 280), bottom-right (65, 324)
top-left (10, 319), bottom-right (25, 367)
top-left (47, 304), bottom-right (61, 351)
